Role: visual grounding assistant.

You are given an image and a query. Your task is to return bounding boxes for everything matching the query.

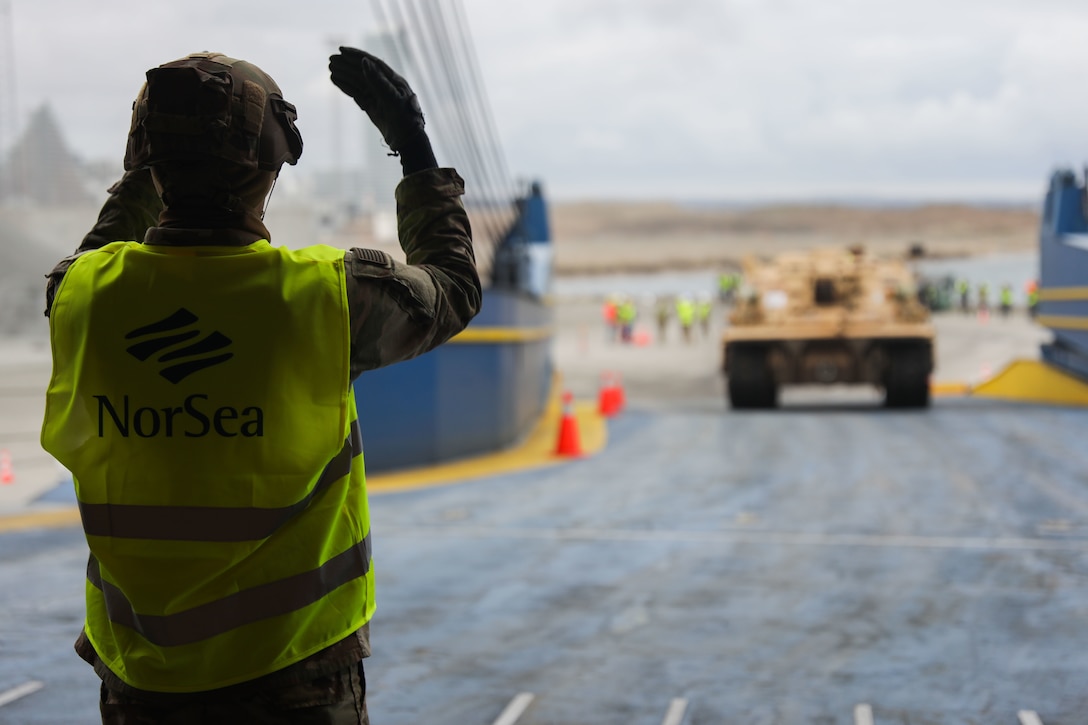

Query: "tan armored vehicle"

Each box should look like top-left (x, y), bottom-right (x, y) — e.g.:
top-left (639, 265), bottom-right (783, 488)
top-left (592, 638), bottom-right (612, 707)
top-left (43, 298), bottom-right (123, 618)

top-left (723, 246), bottom-right (935, 408)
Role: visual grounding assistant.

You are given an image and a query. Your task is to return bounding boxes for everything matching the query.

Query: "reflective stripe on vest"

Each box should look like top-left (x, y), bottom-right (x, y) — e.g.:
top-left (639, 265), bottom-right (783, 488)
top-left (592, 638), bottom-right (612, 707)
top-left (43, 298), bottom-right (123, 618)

top-left (77, 420), bottom-right (362, 541)
top-left (42, 240), bottom-right (374, 692)
top-left (86, 532), bottom-right (371, 648)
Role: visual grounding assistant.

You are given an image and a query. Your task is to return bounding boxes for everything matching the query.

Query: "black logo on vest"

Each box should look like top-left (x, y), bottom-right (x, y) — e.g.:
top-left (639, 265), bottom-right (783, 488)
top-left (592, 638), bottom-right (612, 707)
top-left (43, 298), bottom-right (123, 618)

top-left (125, 308), bottom-right (233, 383)
top-left (93, 308), bottom-right (265, 438)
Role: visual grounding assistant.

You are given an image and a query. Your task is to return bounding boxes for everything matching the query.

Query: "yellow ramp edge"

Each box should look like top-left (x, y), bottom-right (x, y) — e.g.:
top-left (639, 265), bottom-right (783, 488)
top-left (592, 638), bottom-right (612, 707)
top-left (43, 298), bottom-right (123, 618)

top-left (0, 507), bottom-right (81, 534)
top-left (970, 359), bottom-right (1088, 406)
top-left (368, 390), bottom-right (607, 494)
top-left (931, 381), bottom-right (971, 397)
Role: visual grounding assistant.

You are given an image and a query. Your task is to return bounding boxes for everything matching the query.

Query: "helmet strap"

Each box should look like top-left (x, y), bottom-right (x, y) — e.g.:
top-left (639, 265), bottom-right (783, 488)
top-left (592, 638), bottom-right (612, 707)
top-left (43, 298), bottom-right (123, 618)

top-left (261, 175), bottom-right (279, 221)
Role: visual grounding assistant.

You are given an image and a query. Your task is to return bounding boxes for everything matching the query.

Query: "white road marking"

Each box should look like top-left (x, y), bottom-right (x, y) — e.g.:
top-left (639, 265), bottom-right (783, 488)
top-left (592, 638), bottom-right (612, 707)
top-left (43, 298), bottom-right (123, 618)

top-left (1019, 710), bottom-right (1044, 725)
top-left (491, 692), bottom-right (535, 725)
top-left (385, 524), bottom-right (1088, 553)
top-left (854, 703), bottom-right (874, 725)
top-left (0, 681), bottom-right (44, 708)
top-left (662, 698), bottom-right (688, 725)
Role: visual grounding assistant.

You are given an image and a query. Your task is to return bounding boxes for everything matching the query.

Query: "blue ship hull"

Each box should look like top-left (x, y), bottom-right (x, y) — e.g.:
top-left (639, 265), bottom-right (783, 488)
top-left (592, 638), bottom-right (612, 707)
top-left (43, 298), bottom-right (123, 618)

top-left (1037, 170), bottom-right (1088, 380)
top-left (353, 183), bottom-right (555, 473)
top-left (352, 289), bottom-right (552, 472)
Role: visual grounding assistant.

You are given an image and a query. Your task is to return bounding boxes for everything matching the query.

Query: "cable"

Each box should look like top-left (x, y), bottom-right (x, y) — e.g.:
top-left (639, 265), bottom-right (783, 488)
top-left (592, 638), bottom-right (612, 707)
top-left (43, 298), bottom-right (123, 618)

top-left (416, 0), bottom-right (510, 241)
top-left (364, 0), bottom-right (525, 277)
top-left (443, 0), bottom-right (518, 206)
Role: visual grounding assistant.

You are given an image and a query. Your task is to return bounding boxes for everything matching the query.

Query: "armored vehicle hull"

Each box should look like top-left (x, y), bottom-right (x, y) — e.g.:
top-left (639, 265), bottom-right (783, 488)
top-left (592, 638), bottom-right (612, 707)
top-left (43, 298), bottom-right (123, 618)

top-left (723, 248), bottom-right (935, 408)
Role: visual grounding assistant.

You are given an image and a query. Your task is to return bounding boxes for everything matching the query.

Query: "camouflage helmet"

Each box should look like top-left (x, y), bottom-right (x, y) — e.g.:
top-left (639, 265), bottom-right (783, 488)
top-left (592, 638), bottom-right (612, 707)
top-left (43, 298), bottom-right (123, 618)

top-left (124, 52), bottom-right (303, 172)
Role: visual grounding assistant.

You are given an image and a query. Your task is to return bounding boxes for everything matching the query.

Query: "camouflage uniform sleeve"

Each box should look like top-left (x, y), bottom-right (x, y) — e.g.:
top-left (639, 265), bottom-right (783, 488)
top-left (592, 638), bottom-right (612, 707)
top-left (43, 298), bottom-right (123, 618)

top-left (346, 167), bottom-right (481, 380)
top-left (44, 169), bottom-right (162, 316)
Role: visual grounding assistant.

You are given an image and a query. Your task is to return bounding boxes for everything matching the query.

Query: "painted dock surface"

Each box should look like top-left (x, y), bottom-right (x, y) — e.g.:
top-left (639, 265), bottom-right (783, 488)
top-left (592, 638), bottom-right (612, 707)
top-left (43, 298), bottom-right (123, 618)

top-left (2, 307), bottom-right (1084, 723)
top-left (3, 398), bottom-right (1088, 722)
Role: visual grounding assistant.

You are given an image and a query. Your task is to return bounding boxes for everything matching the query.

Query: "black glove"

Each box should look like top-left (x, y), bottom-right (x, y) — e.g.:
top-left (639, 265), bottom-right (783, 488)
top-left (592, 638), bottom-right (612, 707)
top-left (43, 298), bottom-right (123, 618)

top-left (329, 47), bottom-right (426, 155)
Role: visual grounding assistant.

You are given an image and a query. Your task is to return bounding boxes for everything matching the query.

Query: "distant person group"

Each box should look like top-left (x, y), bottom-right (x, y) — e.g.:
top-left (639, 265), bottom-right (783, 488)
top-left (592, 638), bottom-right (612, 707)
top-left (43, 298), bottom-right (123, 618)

top-left (601, 292), bottom-right (717, 345)
top-left (599, 272), bottom-right (743, 346)
top-left (952, 279), bottom-right (1037, 319)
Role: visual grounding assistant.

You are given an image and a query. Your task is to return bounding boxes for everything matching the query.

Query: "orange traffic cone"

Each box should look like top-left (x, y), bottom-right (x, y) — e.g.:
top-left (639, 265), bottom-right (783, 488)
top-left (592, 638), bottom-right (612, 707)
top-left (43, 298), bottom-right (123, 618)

top-left (555, 392), bottom-right (583, 457)
top-left (613, 372), bottom-right (626, 414)
top-left (598, 372), bottom-right (618, 416)
top-left (597, 371), bottom-right (626, 417)
top-left (0, 450), bottom-right (13, 485)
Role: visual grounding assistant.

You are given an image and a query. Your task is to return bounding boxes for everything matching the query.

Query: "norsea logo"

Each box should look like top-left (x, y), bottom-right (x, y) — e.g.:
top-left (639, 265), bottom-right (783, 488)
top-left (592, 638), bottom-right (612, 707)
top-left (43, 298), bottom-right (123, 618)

top-left (94, 308), bottom-right (264, 438)
top-left (95, 394), bottom-right (264, 438)
top-left (125, 308), bottom-right (233, 383)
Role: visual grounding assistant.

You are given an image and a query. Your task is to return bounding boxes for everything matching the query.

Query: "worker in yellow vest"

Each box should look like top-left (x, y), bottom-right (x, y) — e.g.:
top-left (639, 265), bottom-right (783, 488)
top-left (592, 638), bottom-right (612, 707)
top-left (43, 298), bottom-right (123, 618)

top-left (41, 49), bottom-right (480, 723)
top-left (695, 294), bottom-right (713, 338)
top-left (999, 283), bottom-right (1014, 318)
top-left (956, 279), bottom-right (969, 313)
top-left (617, 296), bottom-right (638, 342)
top-left (655, 295), bottom-right (671, 342)
top-left (676, 295), bottom-right (696, 343)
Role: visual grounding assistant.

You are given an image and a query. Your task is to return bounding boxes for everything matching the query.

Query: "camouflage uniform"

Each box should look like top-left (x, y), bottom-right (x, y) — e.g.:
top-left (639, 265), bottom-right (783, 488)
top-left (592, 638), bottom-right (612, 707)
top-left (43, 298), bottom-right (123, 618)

top-left (45, 165), bottom-right (479, 724)
top-left (46, 166), bottom-right (480, 382)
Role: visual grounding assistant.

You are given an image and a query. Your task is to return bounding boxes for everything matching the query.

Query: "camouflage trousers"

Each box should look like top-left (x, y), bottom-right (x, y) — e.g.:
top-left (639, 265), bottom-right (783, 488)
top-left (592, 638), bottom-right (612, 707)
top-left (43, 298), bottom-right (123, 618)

top-left (99, 661), bottom-right (368, 724)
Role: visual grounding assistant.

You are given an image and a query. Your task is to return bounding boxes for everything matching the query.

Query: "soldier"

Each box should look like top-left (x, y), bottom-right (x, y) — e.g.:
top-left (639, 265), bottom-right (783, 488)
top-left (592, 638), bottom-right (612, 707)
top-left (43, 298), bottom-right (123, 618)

top-left (41, 49), bottom-right (480, 723)
top-left (999, 283), bottom-right (1014, 318)
top-left (717, 272), bottom-right (734, 303)
top-left (695, 293), bottom-right (713, 338)
top-left (676, 295), bottom-right (696, 343)
top-left (617, 296), bottom-right (637, 343)
top-left (655, 295), bottom-right (671, 343)
top-left (602, 294), bottom-right (619, 342)
top-left (957, 278), bottom-right (970, 313)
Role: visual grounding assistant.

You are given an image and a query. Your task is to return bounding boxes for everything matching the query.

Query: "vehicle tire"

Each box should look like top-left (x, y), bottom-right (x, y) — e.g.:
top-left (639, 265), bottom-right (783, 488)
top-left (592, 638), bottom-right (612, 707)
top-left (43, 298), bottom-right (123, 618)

top-left (884, 344), bottom-right (931, 408)
top-left (727, 346), bottom-right (778, 409)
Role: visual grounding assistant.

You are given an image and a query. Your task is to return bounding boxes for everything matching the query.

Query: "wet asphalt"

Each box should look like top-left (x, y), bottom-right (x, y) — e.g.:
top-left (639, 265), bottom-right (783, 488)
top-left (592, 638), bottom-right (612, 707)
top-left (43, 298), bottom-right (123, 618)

top-left (4, 397), bottom-right (1088, 724)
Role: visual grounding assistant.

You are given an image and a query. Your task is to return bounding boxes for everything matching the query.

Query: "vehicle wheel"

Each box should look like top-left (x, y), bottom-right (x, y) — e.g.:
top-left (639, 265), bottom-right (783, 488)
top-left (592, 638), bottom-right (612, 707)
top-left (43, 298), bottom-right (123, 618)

top-left (884, 345), bottom-right (931, 408)
top-left (727, 346), bottom-right (778, 409)
top-left (885, 379), bottom-right (929, 408)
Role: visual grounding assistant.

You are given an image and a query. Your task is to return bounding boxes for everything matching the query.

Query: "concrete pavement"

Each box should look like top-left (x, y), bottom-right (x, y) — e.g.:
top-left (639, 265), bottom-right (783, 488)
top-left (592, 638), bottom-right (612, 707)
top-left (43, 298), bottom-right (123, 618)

top-left (3, 401), bottom-right (1087, 723)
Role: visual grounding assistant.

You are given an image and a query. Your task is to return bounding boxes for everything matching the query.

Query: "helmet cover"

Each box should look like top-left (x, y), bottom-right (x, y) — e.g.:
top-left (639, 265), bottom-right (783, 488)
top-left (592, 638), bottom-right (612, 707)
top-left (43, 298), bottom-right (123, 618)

top-left (124, 52), bottom-right (303, 172)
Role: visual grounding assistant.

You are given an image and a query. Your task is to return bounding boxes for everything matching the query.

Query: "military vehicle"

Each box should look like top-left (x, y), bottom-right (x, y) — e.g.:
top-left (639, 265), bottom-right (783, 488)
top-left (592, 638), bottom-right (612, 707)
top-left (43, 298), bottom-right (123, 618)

top-left (723, 247), bottom-right (935, 409)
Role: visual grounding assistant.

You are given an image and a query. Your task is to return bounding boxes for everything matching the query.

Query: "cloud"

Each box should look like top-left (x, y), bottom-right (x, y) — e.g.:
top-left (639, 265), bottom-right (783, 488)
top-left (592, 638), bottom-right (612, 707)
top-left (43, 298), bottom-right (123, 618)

top-left (6, 0), bottom-right (1088, 201)
top-left (465, 0), bottom-right (1088, 199)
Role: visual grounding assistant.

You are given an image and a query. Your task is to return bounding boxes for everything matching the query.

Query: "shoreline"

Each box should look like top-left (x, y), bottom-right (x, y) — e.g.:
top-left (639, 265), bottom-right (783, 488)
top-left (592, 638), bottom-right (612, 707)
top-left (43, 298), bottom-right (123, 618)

top-left (551, 239), bottom-right (1037, 277)
top-left (552, 248), bottom-right (1036, 277)
top-left (548, 200), bottom-right (1039, 276)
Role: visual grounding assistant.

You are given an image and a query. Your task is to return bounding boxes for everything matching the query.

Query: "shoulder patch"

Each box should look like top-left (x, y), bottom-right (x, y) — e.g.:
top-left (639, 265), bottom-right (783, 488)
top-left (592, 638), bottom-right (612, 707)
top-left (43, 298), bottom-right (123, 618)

top-left (356, 248), bottom-right (390, 266)
top-left (348, 248), bottom-right (394, 280)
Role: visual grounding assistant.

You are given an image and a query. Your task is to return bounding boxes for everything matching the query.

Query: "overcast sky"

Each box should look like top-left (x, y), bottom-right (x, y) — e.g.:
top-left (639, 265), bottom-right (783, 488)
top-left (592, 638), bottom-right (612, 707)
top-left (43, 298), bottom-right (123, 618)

top-left (6, 0), bottom-right (1088, 202)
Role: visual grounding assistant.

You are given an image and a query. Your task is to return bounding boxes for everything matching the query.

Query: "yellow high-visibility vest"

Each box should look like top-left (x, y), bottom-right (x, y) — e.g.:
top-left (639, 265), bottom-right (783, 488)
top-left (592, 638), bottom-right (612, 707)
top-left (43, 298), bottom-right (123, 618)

top-left (676, 299), bottom-right (695, 325)
top-left (42, 240), bottom-right (373, 692)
